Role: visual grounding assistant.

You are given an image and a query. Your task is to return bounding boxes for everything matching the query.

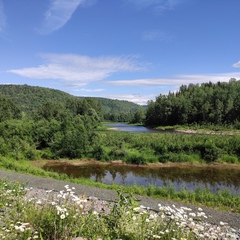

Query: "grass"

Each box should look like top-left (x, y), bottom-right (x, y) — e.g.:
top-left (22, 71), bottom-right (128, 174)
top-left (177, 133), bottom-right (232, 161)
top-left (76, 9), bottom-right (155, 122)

top-left (0, 180), bottom-right (239, 240)
top-left (1, 156), bottom-right (240, 213)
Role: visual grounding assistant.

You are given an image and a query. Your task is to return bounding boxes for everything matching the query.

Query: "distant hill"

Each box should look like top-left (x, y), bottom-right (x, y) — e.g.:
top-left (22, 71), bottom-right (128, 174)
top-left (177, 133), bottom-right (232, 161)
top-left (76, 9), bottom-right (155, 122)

top-left (82, 97), bottom-right (143, 113)
top-left (0, 85), bottom-right (143, 119)
top-left (0, 84), bottom-right (75, 112)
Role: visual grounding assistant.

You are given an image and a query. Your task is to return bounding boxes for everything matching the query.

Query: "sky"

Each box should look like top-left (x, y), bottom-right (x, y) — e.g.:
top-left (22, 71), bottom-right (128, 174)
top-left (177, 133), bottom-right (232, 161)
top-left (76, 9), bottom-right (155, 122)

top-left (1, 0), bottom-right (240, 105)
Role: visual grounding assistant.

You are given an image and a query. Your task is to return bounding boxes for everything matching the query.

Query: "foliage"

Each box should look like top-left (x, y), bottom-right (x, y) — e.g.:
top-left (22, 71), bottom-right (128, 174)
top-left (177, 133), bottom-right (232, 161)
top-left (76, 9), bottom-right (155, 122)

top-left (91, 131), bottom-right (240, 164)
top-left (145, 79), bottom-right (240, 127)
top-left (0, 95), bottom-right (21, 122)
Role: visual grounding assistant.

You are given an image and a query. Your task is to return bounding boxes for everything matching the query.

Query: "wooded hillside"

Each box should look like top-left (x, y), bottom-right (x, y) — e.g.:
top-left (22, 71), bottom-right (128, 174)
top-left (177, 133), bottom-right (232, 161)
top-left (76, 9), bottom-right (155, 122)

top-left (0, 84), bottom-right (142, 121)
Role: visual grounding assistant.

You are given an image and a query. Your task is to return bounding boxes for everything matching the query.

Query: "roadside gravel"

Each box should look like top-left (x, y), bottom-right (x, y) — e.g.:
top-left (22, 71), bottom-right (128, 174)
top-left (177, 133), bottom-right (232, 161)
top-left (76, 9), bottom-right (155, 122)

top-left (0, 169), bottom-right (240, 231)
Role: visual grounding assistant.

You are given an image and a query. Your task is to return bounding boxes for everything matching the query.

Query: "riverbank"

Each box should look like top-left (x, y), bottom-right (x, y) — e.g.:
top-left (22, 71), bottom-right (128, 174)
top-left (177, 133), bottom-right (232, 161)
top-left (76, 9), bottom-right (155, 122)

top-left (32, 158), bottom-right (240, 170)
top-left (0, 169), bottom-right (240, 232)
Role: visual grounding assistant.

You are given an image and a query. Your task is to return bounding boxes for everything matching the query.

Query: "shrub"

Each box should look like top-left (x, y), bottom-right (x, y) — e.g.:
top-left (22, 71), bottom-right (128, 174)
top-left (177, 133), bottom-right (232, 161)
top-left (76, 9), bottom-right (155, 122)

top-left (220, 155), bottom-right (239, 164)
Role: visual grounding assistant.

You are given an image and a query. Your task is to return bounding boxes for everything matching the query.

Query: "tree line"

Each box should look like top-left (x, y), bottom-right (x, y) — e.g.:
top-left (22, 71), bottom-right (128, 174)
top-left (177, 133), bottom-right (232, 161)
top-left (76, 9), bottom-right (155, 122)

top-left (145, 79), bottom-right (240, 127)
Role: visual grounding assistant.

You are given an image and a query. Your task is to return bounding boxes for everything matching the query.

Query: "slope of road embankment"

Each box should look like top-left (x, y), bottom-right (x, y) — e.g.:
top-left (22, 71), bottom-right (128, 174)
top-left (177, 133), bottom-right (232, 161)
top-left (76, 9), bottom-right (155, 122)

top-left (0, 169), bottom-right (240, 230)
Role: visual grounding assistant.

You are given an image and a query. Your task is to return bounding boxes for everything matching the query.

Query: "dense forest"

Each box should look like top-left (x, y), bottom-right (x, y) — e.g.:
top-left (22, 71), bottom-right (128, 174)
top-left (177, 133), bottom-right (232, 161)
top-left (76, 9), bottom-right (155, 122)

top-left (145, 78), bottom-right (240, 127)
top-left (0, 84), bottom-right (144, 161)
top-left (0, 84), bottom-right (143, 122)
top-left (0, 91), bottom-right (102, 160)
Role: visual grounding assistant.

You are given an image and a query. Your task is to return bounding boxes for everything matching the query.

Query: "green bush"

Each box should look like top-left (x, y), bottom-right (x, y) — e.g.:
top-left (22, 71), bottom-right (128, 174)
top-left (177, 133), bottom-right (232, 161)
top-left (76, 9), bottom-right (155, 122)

top-left (125, 152), bottom-right (146, 164)
top-left (220, 155), bottom-right (239, 164)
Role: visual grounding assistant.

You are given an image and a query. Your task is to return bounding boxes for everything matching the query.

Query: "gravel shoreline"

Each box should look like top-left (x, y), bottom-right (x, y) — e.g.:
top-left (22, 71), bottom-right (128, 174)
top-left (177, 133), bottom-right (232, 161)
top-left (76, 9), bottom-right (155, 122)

top-left (0, 169), bottom-right (240, 231)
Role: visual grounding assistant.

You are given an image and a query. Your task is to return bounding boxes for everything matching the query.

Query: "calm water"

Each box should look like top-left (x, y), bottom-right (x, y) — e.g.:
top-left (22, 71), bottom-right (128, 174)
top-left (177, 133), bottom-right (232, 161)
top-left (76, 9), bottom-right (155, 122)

top-left (43, 162), bottom-right (240, 194)
top-left (106, 123), bottom-right (166, 133)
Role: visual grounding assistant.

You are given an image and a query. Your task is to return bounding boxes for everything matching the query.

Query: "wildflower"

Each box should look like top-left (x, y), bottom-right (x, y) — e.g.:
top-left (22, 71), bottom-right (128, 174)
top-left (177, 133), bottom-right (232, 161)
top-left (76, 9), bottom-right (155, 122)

top-left (60, 214), bottom-right (65, 219)
top-left (133, 207), bottom-right (140, 211)
top-left (189, 212), bottom-right (196, 217)
top-left (220, 221), bottom-right (227, 226)
top-left (188, 222), bottom-right (195, 229)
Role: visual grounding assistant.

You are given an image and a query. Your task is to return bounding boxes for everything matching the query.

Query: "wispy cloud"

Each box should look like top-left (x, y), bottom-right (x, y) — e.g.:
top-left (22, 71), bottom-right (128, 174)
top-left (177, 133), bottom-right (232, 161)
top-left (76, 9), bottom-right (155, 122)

top-left (0, 0), bottom-right (6, 32)
top-left (125, 0), bottom-right (181, 12)
top-left (233, 61), bottom-right (240, 68)
top-left (38, 0), bottom-right (95, 34)
top-left (8, 53), bottom-right (144, 87)
top-left (76, 88), bottom-right (105, 92)
top-left (106, 72), bottom-right (240, 87)
top-left (142, 30), bottom-right (173, 42)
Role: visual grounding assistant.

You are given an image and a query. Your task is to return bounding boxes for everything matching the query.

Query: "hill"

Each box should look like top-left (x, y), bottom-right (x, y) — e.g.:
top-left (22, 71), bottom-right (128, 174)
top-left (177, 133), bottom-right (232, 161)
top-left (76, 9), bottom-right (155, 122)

top-left (0, 84), bottom-right (143, 121)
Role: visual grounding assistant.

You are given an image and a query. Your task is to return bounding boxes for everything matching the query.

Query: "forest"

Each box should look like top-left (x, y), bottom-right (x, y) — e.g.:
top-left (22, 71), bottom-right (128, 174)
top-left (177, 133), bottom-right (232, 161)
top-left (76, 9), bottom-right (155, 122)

top-left (0, 80), bottom-right (240, 164)
top-left (145, 78), bottom-right (240, 127)
top-left (0, 84), bottom-right (143, 123)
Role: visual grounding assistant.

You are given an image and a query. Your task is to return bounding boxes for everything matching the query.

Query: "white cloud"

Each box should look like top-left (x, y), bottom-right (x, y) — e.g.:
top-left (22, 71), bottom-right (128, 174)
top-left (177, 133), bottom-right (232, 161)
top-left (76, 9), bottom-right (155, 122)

top-left (77, 88), bottom-right (104, 92)
top-left (233, 61), bottom-right (240, 68)
top-left (38, 0), bottom-right (93, 34)
top-left (106, 72), bottom-right (240, 87)
top-left (125, 0), bottom-right (180, 12)
top-left (8, 53), bottom-right (144, 87)
top-left (0, 0), bottom-right (6, 32)
top-left (104, 93), bottom-right (153, 105)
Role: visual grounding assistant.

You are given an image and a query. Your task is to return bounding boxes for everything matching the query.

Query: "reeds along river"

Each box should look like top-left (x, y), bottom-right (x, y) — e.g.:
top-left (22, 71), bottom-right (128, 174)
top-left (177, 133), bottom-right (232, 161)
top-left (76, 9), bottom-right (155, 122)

top-left (43, 162), bottom-right (240, 194)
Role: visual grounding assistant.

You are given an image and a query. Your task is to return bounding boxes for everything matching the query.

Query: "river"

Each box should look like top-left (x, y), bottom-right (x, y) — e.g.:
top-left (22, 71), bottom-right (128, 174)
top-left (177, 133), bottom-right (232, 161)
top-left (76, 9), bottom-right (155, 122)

top-left (43, 124), bottom-right (240, 194)
top-left (105, 123), bottom-right (167, 133)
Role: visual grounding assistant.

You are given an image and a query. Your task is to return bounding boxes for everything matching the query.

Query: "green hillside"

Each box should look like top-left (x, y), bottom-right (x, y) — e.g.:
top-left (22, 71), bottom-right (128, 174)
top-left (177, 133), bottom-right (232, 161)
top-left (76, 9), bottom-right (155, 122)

top-left (0, 84), bottom-right (143, 121)
top-left (0, 84), bottom-right (74, 112)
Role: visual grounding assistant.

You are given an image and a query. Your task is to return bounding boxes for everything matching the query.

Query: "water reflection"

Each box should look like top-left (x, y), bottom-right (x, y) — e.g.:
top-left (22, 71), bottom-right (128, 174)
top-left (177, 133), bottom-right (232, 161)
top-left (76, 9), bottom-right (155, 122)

top-left (106, 123), bottom-right (165, 133)
top-left (43, 162), bottom-right (240, 194)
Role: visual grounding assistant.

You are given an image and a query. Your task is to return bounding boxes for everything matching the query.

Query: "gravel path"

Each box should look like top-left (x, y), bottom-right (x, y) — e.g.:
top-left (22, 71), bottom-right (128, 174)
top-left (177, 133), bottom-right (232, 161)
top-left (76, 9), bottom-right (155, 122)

top-left (0, 169), bottom-right (240, 231)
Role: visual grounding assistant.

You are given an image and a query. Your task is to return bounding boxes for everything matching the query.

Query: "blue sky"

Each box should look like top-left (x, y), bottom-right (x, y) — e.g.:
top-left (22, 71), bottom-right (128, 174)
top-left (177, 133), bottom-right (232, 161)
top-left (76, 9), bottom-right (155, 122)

top-left (1, 0), bottom-right (240, 105)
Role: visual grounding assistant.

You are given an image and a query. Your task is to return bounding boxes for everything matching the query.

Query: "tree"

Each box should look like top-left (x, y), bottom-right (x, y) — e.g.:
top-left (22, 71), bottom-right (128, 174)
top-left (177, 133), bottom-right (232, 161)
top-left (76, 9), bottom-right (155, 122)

top-left (131, 109), bottom-right (145, 124)
top-left (0, 95), bottom-right (21, 122)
